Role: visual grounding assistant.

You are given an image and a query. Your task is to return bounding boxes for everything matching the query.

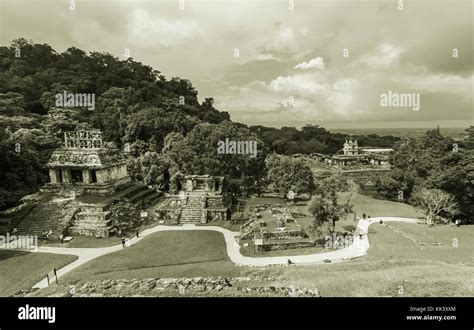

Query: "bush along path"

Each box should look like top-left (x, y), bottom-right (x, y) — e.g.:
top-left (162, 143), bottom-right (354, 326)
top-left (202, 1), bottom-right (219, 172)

top-left (27, 217), bottom-right (419, 289)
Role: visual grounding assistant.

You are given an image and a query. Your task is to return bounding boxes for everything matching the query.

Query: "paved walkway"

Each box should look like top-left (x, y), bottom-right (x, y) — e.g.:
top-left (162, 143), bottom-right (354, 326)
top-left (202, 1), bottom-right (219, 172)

top-left (30, 217), bottom-right (419, 289)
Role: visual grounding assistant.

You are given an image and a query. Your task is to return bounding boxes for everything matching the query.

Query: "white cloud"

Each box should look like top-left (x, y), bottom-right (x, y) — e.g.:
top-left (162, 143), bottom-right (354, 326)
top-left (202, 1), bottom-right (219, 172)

top-left (269, 74), bottom-right (327, 95)
top-left (256, 53), bottom-right (277, 61)
top-left (131, 9), bottom-right (199, 46)
top-left (279, 27), bottom-right (294, 41)
top-left (294, 57), bottom-right (325, 70)
top-left (394, 73), bottom-right (473, 95)
top-left (355, 43), bottom-right (403, 70)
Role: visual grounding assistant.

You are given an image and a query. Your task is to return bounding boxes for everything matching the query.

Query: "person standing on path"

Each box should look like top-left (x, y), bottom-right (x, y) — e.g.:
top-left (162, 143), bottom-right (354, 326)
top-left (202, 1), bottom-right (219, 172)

top-left (121, 236), bottom-right (126, 248)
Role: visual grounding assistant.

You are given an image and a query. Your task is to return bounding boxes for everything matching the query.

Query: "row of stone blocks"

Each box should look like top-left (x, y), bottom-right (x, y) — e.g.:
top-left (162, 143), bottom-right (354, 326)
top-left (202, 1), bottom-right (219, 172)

top-left (256, 239), bottom-right (315, 252)
top-left (178, 196), bottom-right (204, 224)
top-left (67, 205), bottom-right (113, 238)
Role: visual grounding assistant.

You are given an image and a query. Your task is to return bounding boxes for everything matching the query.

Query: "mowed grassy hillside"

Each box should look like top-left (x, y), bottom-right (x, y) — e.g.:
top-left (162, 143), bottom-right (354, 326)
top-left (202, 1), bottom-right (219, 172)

top-left (62, 231), bottom-right (244, 283)
top-left (244, 223), bottom-right (474, 297)
top-left (0, 250), bottom-right (77, 296)
top-left (339, 192), bottom-right (425, 219)
top-left (11, 194), bottom-right (471, 297)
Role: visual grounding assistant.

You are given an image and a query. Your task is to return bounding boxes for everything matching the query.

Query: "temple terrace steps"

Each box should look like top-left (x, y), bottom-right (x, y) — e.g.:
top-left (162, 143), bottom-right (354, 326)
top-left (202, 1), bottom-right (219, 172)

top-left (120, 184), bottom-right (162, 208)
top-left (121, 185), bottom-right (149, 201)
top-left (142, 191), bottom-right (162, 206)
top-left (6, 180), bottom-right (164, 239)
top-left (125, 189), bottom-right (156, 204)
top-left (67, 206), bottom-right (113, 238)
top-left (179, 208), bottom-right (201, 224)
top-left (0, 203), bottom-right (37, 235)
top-left (16, 201), bottom-right (79, 239)
top-left (179, 197), bottom-right (203, 224)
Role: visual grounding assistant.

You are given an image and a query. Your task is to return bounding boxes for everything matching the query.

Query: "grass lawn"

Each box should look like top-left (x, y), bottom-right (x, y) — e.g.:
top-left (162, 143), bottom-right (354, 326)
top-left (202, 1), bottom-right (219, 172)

top-left (236, 192), bottom-right (424, 257)
top-left (0, 250), bottom-right (77, 296)
top-left (50, 194), bottom-right (472, 297)
top-left (308, 161), bottom-right (338, 174)
top-left (242, 195), bottom-right (286, 210)
top-left (40, 219), bottom-right (162, 248)
top-left (199, 220), bottom-right (241, 231)
top-left (239, 192), bottom-right (424, 256)
top-left (40, 236), bottom-right (123, 248)
top-left (340, 192), bottom-right (425, 220)
top-left (61, 231), bottom-right (245, 283)
top-left (366, 223), bottom-right (474, 265)
top-left (243, 223), bottom-right (474, 296)
top-left (30, 216), bottom-right (474, 297)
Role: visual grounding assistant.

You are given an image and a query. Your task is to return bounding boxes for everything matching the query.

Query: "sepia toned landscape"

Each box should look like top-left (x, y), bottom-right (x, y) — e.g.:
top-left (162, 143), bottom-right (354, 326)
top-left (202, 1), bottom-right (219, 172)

top-left (0, 0), bottom-right (472, 299)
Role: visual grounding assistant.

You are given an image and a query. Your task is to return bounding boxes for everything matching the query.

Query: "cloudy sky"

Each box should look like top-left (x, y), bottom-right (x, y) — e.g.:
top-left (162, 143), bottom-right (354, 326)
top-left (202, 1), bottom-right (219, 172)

top-left (1, 0), bottom-right (472, 128)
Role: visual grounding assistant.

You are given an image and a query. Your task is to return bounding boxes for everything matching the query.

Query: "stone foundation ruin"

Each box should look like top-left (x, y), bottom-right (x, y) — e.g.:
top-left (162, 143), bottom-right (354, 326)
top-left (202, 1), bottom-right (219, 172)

top-left (156, 173), bottom-right (231, 224)
top-left (240, 204), bottom-right (314, 252)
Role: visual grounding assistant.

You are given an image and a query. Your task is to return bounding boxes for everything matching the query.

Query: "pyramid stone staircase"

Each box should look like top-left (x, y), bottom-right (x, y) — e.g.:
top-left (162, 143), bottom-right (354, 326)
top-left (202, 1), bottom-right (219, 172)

top-left (67, 204), bottom-right (113, 238)
top-left (179, 196), bottom-right (203, 224)
top-left (0, 203), bottom-right (36, 235)
top-left (6, 181), bottom-right (164, 240)
top-left (16, 201), bottom-right (79, 239)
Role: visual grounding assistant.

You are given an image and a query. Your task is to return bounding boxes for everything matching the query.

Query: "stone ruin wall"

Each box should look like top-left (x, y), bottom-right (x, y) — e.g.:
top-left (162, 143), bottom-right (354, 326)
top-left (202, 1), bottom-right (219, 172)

top-left (257, 240), bottom-right (315, 252)
top-left (262, 228), bottom-right (309, 240)
top-left (67, 205), bottom-right (112, 238)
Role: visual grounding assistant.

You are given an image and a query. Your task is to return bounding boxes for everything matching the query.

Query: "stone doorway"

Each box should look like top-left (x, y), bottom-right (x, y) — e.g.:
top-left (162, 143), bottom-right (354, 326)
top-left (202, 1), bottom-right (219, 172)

top-left (195, 180), bottom-right (205, 190)
top-left (55, 169), bottom-right (63, 183)
top-left (90, 170), bottom-right (97, 183)
top-left (71, 170), bottom-right (83, 183)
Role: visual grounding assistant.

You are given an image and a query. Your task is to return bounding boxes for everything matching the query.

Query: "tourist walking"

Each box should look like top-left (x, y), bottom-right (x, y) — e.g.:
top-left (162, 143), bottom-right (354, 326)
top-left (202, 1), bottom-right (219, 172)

top-left (136, 229), bottom-right (139, 238)
top-left (59, 234), bottom-right (64, 244)
top-left (121, 236), bottom-right (126, 248)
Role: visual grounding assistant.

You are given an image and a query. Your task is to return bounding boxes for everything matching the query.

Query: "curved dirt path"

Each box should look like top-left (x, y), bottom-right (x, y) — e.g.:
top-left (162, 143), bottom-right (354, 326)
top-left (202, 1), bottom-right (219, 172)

top-left (30, 217), bottom-right (419, 288)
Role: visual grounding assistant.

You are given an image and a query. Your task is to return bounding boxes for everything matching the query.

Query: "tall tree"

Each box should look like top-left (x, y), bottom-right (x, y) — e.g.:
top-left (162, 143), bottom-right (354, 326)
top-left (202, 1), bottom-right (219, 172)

top-left (265, 154), bottom-right (315, 198)
top-left (411, 187), bottom-right (460, 224)
top-left (308, 176), bottom-right (353, 234)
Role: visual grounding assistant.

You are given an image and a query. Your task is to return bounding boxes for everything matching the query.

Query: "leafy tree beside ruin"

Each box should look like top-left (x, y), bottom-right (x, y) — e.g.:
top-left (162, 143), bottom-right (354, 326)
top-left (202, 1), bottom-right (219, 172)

top-left (127, 151), bottom-right (171, 191)
top-left (161, 121), bottom-right (267, 195)
top-left (265, 154), bottom-right (315, 198)
top-left (308, 176), bottom-right (353, 234)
